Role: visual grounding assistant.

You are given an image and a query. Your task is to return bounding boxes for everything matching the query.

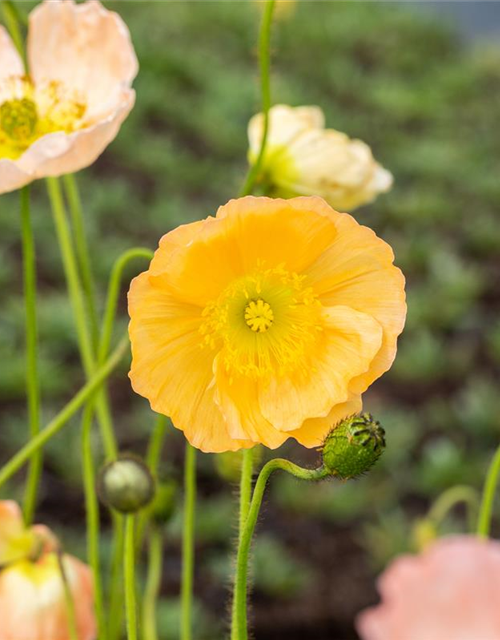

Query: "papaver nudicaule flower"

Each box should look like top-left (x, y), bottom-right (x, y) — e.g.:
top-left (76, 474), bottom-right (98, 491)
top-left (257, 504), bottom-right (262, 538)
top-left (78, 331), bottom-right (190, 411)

top-left (0, 0), bottom-right (137, 194)
top-left (128, 196), bottom-right (406, 453)
top-left (248, 105), bottom-right (392, 211)
top-left (0, 501), bottom-right (96, 640)
top-left (357, 536), bottom-right (500, 640)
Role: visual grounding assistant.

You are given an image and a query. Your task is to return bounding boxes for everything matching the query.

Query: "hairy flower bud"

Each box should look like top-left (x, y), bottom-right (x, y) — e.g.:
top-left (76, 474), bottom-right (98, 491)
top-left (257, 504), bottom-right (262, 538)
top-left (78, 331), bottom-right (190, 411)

top-left (322, 413), bottom-right (386, 480)
top-left (98, 455), bottom-right (155, 514)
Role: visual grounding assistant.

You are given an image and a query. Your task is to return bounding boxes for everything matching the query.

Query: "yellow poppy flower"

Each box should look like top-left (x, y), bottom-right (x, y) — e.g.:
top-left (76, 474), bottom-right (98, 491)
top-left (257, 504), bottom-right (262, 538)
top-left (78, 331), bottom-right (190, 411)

top-left (248, 105), bottom-right (393, 210)
top-left (128, 196), bottom-right (406, 453)
top-left (0, 0), bottom-right (137, 194)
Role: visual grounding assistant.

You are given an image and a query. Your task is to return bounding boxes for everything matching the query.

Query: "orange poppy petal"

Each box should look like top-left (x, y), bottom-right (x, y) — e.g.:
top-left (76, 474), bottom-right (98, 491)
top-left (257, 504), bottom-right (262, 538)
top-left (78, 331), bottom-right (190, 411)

top-left (289, 394), bottom-right (363, 448)
top-left (128, 272), bottom-right (251, 453)
top-left (258, 306), bottom-right (382, 431)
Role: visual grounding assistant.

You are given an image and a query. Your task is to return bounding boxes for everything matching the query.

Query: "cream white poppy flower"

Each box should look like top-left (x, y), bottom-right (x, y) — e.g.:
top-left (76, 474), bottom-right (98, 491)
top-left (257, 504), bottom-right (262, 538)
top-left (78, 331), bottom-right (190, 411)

top-left (248, 104), bottom-right (393, 211)
top-left (0, 0), bottom-right (138, 194)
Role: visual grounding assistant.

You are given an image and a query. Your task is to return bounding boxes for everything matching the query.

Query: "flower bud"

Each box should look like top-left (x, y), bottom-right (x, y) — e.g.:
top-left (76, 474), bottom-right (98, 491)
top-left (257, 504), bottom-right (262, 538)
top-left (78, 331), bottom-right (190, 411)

top-left (322, 413), bottom-right (385, 480)
top-left (98, 455), bottom-right (155, 514)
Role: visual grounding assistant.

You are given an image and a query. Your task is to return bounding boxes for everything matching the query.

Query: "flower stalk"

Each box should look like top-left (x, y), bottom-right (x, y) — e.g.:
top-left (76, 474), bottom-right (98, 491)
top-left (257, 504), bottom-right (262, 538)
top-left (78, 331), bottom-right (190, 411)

top-left (239, 0), bottom-right (275, 197)
top-left (19, 185), bottom-right (42, 526)
top-left (477, 444), bottom-right (500, 538)
top-left (232, 459), bottom-right (328, 640)
top-left (181, 443), bottom-right (196, 640)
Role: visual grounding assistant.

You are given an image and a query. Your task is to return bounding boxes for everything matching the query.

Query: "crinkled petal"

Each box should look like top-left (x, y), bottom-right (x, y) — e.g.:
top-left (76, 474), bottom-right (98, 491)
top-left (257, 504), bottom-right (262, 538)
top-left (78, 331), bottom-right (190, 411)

top-left (9, 89), bottom-right (135, 185)
top-left (248, 104), bottom-right (324, 159)
top-left (215, 359), bottom-right (289, 449)
top-left (128, 272), bottom-right (252, 453)
top-left (258, 306), bottom-right (382, 431)
top-left (28, 0), bottom-right (137, 119)
top-left (157, 196), bottom-right (338, 307)
top-left (0, 26), bottom-right (24, 85)
top-left (304, 207), bottom-right (406, 395)
top-left (288, 394), bottom-right (363, 448)
top-left (357, 536), bottom-right (500, 640)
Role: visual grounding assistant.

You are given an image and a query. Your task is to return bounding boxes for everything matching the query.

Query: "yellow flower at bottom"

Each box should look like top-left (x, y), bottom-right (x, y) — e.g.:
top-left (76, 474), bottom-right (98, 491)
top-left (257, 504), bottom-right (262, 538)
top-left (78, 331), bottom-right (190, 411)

top-left (248, 105), bottom-right (393, 211)
top-left (128, 196), bottom-right (406, 453)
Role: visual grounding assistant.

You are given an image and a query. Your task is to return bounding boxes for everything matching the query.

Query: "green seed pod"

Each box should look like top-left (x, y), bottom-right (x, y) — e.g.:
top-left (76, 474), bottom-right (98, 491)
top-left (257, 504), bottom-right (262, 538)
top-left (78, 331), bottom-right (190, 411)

top-left (321, 413), bottom-right (386, 480)
top-left (98, 455), bottom-right (155, 514)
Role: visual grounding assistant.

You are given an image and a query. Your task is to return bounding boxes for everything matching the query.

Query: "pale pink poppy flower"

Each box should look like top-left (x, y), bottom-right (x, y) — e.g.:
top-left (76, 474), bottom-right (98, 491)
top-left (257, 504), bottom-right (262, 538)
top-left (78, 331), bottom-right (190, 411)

top-left (357, 535), bottom-right (500, 640)
top-left (0, 553), bottom-right (96, 640)
top-left (0, 0), bottom-right (138, 194)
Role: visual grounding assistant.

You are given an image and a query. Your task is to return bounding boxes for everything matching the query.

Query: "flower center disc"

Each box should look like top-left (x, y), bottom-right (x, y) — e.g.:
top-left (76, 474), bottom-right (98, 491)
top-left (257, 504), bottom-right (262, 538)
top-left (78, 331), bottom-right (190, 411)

top-left (244, 299), bottom-right (274, 333)
top-left (0, 98), bottom-right (38, 142)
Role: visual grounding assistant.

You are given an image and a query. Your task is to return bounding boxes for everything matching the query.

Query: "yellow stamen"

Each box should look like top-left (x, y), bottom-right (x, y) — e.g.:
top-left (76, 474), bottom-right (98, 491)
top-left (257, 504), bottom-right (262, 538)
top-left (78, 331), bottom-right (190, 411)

top-left (244, 299), bottom-right (274, 333)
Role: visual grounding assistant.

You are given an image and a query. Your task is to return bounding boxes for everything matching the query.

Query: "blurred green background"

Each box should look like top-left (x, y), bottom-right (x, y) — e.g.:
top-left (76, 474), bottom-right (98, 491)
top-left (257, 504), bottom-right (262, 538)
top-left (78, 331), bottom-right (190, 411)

top-left (1, 2), bottom-right (499, 639)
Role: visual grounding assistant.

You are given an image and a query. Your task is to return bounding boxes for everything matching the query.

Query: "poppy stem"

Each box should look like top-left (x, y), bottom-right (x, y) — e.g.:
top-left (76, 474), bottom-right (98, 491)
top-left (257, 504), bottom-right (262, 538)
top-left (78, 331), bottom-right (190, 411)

top-left (231, 449), bottom-right (254, 640)
top-left (477, 444), bottom-right (500, 538)
top-left (142, 524), bottom-right (163, 640)
top-left (124, 515), bottom-right (139, 640)
top-left (181, 442), bottom-right (197, 640)
top-left (0, 336), bottom-right (128, 492)
top-left (63, 174), bottom-right (100, 349)
top-left (427, 485), bottom-right (479, 533)
top-left (232, 459), bottom-right (328, 640)
top-left (19, 185), bottom-right (42, 527)
top-left (239, 0), bottom-right (276, 197)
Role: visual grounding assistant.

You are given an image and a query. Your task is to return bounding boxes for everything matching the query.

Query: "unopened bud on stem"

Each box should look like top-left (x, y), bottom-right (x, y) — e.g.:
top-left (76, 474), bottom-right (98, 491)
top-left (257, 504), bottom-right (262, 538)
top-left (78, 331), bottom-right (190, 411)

top-left (98, 455), bottom-right (155, 514)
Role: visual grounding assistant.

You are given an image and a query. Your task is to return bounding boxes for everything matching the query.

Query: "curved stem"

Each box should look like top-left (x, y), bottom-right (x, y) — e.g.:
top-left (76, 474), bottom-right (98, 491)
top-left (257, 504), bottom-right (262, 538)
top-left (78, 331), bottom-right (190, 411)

top-left (427, 485), bottom-right (479, 533)
top-left (239, 0), bottom-right (276, 197)
top-left (231, 449), bottom-right (254, 640)
top-left (233, 459), bottom-right (328, 640)
top-left (181, 443), bottom-right (196, 640)
top-left (99, 247), bottom-right (153, 366)
top-left (142, 525), bottom-right (163, 640)
top-left (63, 174), bottom-right (99, 349)
top-left (0, 336), bottom-right (128, 492)
top-left (124, 515), bottom-right (138, 640)
top-left (477, 444), bottom-right (500, 538)
top-left (19, 186), bottom-right (42, 526)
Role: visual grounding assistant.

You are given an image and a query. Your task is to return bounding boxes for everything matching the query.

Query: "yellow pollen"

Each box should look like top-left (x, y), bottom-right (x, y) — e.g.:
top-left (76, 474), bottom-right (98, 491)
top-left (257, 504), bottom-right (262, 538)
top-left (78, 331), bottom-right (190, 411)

top-left (244, 299), bottom-right (274, 333)
top-left (0, 98), bottom-right (38, 142)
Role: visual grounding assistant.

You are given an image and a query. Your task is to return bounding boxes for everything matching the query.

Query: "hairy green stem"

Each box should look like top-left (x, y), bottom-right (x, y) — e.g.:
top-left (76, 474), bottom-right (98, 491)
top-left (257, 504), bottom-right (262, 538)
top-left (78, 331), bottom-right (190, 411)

top-left (142, 525), bottom-right (163, 640)
top-left (81, 402), bottom-right (106, 640)
top-left (477, 445), bottom-right (500, 538)
top-left (231, 449), bottom-right (254, 640)
top-left (63, 174), bottom-right (99, 348)
top-left (19, 186), bottom-right (42, 526)
top-left (46, 176), bottom-right (118, 459)
top-left (233, 460), bottom-right (328, 640)
top-left (239, 0), bottom-right (276, 197)
top-left (108, 517), bottom-right (125, 640)
top-left (181, 443), bottom-right (196, 640)
top-left (0, 336), bottom-right (128, 492)
top-left (124, 515), bottom-right (138, 640)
